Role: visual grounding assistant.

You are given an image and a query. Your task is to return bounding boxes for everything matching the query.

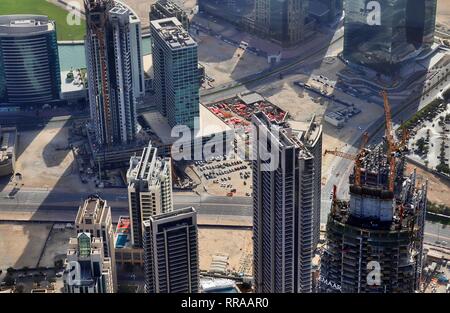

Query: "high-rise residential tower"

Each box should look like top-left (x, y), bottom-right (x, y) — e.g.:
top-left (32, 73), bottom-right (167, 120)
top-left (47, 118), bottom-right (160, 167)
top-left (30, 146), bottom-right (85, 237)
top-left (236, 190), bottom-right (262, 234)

top-left (254, 0), bottom-right (310, 46)
top-left (75, 194), bottom-right (117, 291)
top-left (143, 207), bottom-right (199, 293)
top-left (151, 17), bottom-right (200, 129)
top-left (252, 112), bottom-right (323, 293)
top-left (0, 15), bottom-right (60, 105)
top-left (317, 0), bottom-right (343, 23)
top-left (127, 142), bottom-right (173, 247)
top-left (84, 0), bottom-right (144, 146)
top-left (343, 0), bottom-right (437, 73)
top-left (64, 233), bottom-right (115, 293)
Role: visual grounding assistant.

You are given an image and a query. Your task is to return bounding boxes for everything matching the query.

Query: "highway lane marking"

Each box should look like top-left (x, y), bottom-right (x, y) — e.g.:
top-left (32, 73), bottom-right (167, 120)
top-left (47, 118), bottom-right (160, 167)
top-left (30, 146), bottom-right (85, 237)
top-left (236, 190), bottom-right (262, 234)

top-left (424, 232), bottom-right (450, 242)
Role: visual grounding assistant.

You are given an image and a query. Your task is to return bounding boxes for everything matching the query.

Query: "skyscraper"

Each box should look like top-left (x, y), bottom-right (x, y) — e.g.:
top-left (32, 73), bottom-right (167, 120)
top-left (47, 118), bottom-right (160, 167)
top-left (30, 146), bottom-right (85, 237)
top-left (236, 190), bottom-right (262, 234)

top-left (150, 0), bottom-right (190, 30)
top-left (143, 207), bottom-right (199, 293)
top-left (0, 15), bottom-right (60, 105)
top-left (317, 0), bottom-right (343, 23)
top-left (254, 0), bottom-right (310, 46)
top-left (319, 145), bottom-right (427, 293)
top-left (64, 233), bottom-right (115, 293)
top-left (75, 195), bottom-right (115, 258)
top-left (252, 112), bottom-right (323, 293)
top-left (198, 0), bottom-right (255, 27)
top-left (343, 0), bottom-right (437, 73)
top-left (127, 142), bottom-right (173, 247)
top-left (75, 194), bottom-right (117, 291)
top-left (151, 17), bottom-right (200, 129)
top-left (84, 0), bottom-right (144, 146)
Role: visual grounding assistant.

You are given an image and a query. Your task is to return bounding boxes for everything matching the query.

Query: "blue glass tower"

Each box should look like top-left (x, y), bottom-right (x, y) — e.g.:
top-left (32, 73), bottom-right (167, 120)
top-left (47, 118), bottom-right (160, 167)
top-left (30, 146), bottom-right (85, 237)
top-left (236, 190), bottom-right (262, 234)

top-left (0, 15), bottom-right (61, 105)
top-left (151, 17), bottom-right (200, 129)
top-left (343, 0), bottom-right (437, 73)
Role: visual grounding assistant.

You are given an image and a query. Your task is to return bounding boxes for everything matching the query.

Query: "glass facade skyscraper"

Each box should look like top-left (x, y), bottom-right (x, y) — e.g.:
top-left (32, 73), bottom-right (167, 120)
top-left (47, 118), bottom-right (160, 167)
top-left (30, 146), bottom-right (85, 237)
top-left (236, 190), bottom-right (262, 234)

top-left (255, 0), bottom-right (310, 46)
top-left (343, 0), bottom-right (437, 73)
top-left (151, 17), bottom-right (200, 129)
top-left (0, 15), bottom-right (60, 105)
top-left (198, 0), bottom-right (255, 26)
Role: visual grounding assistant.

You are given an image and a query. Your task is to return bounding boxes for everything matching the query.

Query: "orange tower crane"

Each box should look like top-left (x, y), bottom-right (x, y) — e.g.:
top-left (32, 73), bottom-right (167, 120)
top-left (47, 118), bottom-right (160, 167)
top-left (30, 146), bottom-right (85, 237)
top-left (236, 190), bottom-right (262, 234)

top-left (380, 90), bottom-right (409, 193)
top-left (324, 132), bottom-right (369, 187)
top-left (380, 90), bottom-right (397, 193)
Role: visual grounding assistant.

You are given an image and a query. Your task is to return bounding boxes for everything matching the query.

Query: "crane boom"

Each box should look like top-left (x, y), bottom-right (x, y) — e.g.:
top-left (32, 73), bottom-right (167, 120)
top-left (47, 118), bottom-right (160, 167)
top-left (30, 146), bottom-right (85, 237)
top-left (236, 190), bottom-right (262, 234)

top-left (324, 132), bottom-right (369, 187)
top-left (324, 149), bottom-right (356, 161)
top-left (380, 90), bottom-right (397, 193)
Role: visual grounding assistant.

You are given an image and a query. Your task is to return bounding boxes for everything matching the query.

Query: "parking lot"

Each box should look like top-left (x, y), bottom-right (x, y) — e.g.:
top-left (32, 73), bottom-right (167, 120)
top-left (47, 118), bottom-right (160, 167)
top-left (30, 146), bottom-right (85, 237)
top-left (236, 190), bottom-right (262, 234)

top-left (408, 102), bottom-right (450, 170)
top-left (192, 155), bottom-right (252, 197)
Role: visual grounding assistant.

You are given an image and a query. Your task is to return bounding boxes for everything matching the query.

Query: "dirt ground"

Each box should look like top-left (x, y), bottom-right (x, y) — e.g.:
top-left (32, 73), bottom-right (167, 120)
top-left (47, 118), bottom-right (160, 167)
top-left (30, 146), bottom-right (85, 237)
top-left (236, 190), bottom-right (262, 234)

top-left (405, 162), bottom-right (450, 206)
top-left (437, 0), bottom-right (450, 29)
top-left (260, 79), bottom-right (327, 122)
top-left (39, 226), bottom-right (76, 268)
top-left (196, 34), bottom-right (270, 86)
top-left (198, 228), bottom-right (252, 276)
top-left (0, 223), bottom-right (52, 269)
top-left (14, 120), bottom-right (88, 192)
top-left (256, 71), bottom-right (384, 179)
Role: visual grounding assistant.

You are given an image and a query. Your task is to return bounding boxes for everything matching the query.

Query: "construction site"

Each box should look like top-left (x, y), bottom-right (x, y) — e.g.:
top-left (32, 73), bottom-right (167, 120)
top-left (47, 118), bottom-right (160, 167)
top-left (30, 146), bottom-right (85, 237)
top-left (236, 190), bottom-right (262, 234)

top-left (319, 92), bottom-right (428, 293)
top-left (205, 92), bottom-right (287, 136)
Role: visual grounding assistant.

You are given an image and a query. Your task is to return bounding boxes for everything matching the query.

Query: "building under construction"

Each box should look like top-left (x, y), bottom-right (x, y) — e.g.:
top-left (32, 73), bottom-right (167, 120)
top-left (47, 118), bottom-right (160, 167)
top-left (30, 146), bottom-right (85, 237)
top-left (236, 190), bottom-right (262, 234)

top-left (84, 0), bottom-right (144, 147)
top-left (319, 93), bottom-right (428, 293)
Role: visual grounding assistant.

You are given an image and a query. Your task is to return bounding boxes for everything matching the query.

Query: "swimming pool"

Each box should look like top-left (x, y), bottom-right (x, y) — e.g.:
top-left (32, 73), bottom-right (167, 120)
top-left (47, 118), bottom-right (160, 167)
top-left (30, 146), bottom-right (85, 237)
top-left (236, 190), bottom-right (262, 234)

top-left (115, 234), bottom-right (128, 249)
top-left (58, 37), bottom-right (152, 71)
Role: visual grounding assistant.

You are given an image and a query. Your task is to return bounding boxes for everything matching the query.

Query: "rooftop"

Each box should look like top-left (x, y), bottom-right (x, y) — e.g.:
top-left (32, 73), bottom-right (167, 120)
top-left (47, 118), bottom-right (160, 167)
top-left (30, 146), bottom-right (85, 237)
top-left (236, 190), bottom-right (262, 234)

top-left (200, 277), bottom-right (239, 293)
top-left (61, 70), bottom-right (87, 93)
top-left (0, 15), bottom-right (55, 35)
top-left (205, 93), bottom-right (288, 136)
top-left (151, 17), bottom-right (196, 49)
top-left (253, 111), bottom-right (317, 159)
top-left (76, 195), bottom-right (110, 226)
top-left (146, 206), bottom-right (196, 223)
top-left (0, 126), bottom-right (16, 164)
top-left (114, 216), bottom-right (132, 249)
top-left (140, 104), bottom-right (232, 146)
top-left (127, 142), bottom-right (170, 188)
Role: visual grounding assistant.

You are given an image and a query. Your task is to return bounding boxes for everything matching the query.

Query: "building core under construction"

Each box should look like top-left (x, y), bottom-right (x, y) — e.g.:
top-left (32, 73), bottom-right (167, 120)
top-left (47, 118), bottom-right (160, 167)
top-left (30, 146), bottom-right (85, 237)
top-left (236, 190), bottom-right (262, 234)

top-left (84, 0), bottom-right (144, 147)
top-left (319, 143), bottom-right (427, 293)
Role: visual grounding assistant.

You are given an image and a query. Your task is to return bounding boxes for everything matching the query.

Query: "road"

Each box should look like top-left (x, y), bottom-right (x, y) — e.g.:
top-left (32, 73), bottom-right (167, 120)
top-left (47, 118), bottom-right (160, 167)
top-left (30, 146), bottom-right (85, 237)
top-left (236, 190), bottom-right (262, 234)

top-left (319, 59), bottom-right (450, 247)
top-left (0, 187), bottom-right (251, 217)
top-left (1, 186), bottom-right (449, 246)
top-left (200, 26), bottom-right (345, 104)
top-left (1, 25), bottom-right (449, 246)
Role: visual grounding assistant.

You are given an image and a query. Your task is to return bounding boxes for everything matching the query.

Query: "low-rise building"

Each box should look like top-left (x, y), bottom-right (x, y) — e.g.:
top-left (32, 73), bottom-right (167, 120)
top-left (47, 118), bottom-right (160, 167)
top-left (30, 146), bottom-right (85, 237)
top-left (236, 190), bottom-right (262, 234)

top-left (114, 216), bottom-right (144, 266)
top-left (0, 126), bottom-right (17, 177)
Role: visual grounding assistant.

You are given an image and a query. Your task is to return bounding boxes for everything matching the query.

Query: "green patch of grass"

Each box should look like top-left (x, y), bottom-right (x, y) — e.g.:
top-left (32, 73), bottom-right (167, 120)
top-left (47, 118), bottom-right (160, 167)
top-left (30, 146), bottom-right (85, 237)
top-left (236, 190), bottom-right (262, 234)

top-left (0, 0), bottom-right (85, 41)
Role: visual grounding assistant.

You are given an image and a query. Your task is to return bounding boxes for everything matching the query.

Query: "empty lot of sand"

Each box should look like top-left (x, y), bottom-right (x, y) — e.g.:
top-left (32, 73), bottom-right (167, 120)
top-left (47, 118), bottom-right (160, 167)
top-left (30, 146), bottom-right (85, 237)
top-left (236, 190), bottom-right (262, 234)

top-left (0, 223), bottom-right (52, 269)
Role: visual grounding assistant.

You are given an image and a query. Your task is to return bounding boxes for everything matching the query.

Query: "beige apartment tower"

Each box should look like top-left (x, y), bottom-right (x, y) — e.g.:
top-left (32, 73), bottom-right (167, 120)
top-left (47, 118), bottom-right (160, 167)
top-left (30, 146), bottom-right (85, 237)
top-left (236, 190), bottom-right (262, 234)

top-left (127, 141), bottom-right (173, 247)
top-left (75, 194), bottom-right (117, 291)
top-left (64, 233), bottom-right (115, 293)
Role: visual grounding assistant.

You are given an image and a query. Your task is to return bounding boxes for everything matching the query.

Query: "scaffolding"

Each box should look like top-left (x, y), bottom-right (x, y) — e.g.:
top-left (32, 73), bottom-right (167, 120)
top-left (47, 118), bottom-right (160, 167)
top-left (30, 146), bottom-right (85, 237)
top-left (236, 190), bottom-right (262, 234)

top-left (320, 140), bottom-right (427, 293)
